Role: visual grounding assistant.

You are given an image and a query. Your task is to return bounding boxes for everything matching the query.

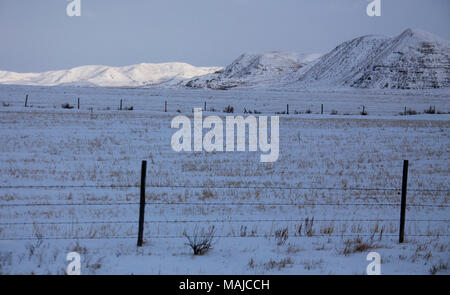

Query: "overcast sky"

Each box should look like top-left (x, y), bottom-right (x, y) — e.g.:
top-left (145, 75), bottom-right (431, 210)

top-left (1, 0), bottom-right (449, 72)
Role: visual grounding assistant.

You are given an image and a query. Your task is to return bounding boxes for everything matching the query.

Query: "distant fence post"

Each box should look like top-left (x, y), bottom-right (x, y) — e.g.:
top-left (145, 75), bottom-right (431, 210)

top-left (77, 98), bottom-right (80, 110)
top-left (164, 101), bottom-right (167, 112)
top-left (120, 99), bottom-right (123, 111)
top-left (321, 104), bottom-right (323, 115)
top-left (286, 104), bottom-right (289, 115)
top-left (25, 94), bottom-right (28, 107)
top-left (204, 101), bottom-right (207, 112)
top-left (399, 160), bottom-right (408, 243)
top-left (137, 160), bottom-right (147, 247)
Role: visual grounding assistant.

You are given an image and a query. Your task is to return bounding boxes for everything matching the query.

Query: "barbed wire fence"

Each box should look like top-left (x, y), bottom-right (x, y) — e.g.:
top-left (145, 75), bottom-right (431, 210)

top-left (0, 160), bottom-right (448, 243)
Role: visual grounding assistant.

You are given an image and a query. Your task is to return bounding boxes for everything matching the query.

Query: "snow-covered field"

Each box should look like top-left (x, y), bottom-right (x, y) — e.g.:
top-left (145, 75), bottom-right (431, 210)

top-left (0, 84), bottom-right (448, 274)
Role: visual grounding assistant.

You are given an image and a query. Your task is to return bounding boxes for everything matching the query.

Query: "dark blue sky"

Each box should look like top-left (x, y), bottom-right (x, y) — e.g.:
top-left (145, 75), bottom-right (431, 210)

top-left (1, 0), bottom-right (449, 72)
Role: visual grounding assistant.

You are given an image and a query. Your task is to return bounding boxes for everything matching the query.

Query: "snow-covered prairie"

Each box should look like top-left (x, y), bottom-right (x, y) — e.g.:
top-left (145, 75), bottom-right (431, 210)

top-left (0, 85), bottom-right (448, 274)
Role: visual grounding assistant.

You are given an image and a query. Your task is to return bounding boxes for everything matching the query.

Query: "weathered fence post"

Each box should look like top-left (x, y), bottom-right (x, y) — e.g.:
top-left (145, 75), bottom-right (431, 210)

top-left (204, 101), bottom-right (207, 112)
top-left (137, 160), bottom-right (147, 247)
top-left (286, 104), bottom-right (289, 115)
top-left (399, 160), bottom-right (408, 243)
top-left (77, 98), bottom-right (80, 110)
top-left (120, 99), bottom-right (123, 111)
top-left (321, 104), bottom-right (323, 115)
top-left (25, 94), bottom-right (28, 107)
top-left (164, 101), bottom-right (167, 112)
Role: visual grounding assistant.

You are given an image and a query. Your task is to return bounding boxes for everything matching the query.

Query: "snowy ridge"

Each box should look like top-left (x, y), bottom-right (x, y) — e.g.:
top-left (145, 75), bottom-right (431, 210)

top-left (293, 28), bottom-right (450, 89)
top-left (289, 35), bottom-right (389, 86)
top-left (351, 29), bottom-right (450, 89)
top-left (184, 28), bottom-right (449, 90)
top-left (183, 52), bottom-right (321, 89)
top-left (0, 63), bottom-right (222, 87)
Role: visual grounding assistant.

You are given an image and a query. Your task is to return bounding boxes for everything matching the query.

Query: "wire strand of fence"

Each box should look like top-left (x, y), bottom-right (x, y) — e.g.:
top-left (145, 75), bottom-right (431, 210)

top-left (0, 183), bottom-right (448, 193)
top-left (0, 233), bottom-right (449, 241)
top-left (0, 185), bottom-right (137, 189)
top-left (0, 202), bottom-right (448, 208)
top-left (0, 219), bottom-right (448, 226)
top-left (145, 202), bottom-right (448, 208)
top-left (0, 202), bottom-right (139, 207)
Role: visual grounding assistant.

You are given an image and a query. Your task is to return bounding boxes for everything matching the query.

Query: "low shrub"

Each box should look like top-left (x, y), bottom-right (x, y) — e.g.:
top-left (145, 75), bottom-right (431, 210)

top-left (424, 106), bottom-right (436, 114)
top-left (61, 103), bottom-right (74, 109)
top-left (223, 105), bottom-right (234, 113)
top-left (183, 226), bottom-right (216, 255)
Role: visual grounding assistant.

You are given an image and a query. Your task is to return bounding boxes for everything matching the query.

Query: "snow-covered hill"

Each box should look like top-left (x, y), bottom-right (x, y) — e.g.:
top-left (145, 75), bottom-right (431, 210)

top-left (183, 52), bottom-right (321, 89)
top-left (0, 63), bottom-right (222, 87)
top-left (184, 29), bottom-right (449, 90)
top-left (1, 29), bottom-right (447, 90)
top-left (293, 28), bottom-right (450, 89)
top-left (289, 34), bottom-right (389, 86)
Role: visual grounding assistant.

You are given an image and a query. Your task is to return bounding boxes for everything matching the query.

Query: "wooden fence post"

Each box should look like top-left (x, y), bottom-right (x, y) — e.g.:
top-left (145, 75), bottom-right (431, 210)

top-left (399, 160), bottom-right (408, 243)
top-left (25, 94), bottom-right (28, 107)
top-left (164, 101), bottom-right (167, 112)
top-left (321, 104), bottom-right (323, 115)
top-left (286, 104), bottom-right (289, 115)
top-left (137, 160), bottom-right (147, 247)
top-left (120, 99), bottom-right (123, 111)
top-left (77, 98), bottom-right (80, 110)
top-left (204, 101), bottom-right (207, 112)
